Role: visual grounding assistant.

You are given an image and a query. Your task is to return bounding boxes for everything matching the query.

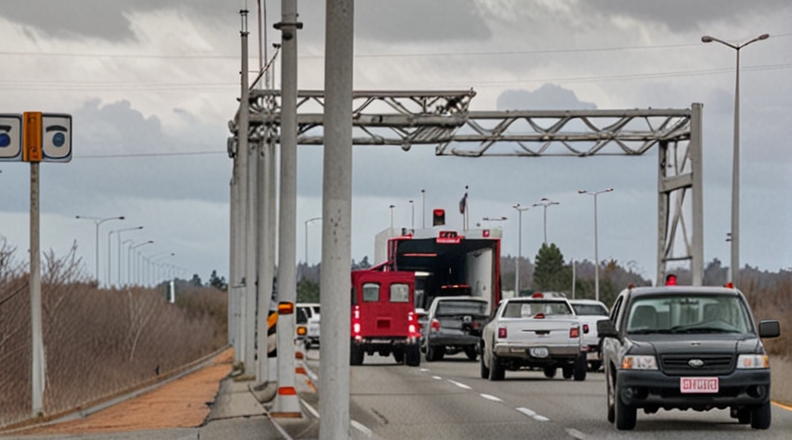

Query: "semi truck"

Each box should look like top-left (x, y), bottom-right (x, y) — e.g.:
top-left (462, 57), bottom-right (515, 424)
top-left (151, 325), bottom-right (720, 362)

top-left (373, 215), bottom-right (502, 315)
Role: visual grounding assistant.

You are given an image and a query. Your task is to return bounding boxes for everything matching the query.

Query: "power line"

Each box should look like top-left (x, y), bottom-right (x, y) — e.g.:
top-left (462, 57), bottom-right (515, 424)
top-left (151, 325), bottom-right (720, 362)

top-left (75, 151), bottom-right (226, 159)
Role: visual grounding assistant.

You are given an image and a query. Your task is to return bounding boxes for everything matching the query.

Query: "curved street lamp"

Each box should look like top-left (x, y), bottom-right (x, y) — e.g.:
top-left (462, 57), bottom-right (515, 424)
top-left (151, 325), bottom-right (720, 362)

top-left (108, 226), bottom-right (143, 288)
top-left (532, 198), bottom-right (560, 245)
top-left (128, 240), bottom-right (154, 286)
top-left (579, 188), bottom-right (614, 302)
top-left (304, 217), bottom-right (322, 264)
top-left (75, 215), bottom-right (124, 285)
top-left (701, 33), bottom-right (769, 287)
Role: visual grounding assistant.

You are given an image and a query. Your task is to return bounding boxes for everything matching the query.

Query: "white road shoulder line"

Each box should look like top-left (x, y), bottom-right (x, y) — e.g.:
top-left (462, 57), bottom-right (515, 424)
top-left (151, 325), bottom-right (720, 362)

top-left (479, 393), bottom-right (503, 402)
top-left (300, 398), bottom-right (375, 438)
top-left (566, 428), bottom-right (586, 439)
top-left (447, 379), bottom-right (472, 390)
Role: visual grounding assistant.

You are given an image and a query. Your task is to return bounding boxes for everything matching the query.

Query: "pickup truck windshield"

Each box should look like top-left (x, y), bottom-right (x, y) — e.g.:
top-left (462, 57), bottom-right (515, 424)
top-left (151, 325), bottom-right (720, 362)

top-left (436, 300), bottom-right (488, 316)
top-left (626, 294), bottom-right (752, 334)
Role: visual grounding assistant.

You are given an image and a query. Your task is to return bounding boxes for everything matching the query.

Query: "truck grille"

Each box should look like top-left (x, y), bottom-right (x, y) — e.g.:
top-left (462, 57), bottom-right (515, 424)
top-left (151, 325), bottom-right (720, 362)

top-left (660, 354), bottom-right (734, 376)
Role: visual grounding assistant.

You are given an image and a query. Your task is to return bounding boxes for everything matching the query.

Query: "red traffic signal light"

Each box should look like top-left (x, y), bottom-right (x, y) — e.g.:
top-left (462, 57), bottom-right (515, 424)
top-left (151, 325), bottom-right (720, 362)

top-left (432, 209), bottom-right (445, 226)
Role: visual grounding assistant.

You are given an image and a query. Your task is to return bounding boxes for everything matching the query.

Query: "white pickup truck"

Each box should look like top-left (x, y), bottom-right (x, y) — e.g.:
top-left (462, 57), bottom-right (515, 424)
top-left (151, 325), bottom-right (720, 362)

top-left (568, 299), bottom-right (610, 371)
top-left (480, 296), bottom-right (587, 381)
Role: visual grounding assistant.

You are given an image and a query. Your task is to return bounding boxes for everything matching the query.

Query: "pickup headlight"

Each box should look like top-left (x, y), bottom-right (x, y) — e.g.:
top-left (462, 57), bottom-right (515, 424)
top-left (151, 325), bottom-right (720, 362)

top-left (621, 355), bottom-right (658, 370)
top-left (736, 354), bottom-right (770, 369)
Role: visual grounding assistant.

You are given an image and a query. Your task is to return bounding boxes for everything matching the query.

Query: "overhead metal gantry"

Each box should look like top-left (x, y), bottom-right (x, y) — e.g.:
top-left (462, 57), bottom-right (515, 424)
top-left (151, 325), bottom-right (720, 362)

top-left (231, 89), bottom-right (703, 285)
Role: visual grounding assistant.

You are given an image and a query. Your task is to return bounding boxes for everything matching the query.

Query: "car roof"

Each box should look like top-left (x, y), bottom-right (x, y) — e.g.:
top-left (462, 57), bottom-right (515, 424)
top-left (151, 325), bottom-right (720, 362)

top-left (433, 296), bottom-right (488, 303)
top-left (624, 286), bottom-right (741, 299)
top-left (568, 299), bottom-right (606, 305)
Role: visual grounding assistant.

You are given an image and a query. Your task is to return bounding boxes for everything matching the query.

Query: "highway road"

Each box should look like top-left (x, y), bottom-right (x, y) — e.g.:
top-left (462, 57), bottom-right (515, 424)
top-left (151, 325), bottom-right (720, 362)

top-left (309, 351), bottom-right (792, 440)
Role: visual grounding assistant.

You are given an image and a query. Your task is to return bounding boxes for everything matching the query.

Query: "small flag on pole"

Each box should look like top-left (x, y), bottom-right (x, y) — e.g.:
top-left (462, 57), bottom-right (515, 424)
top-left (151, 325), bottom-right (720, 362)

top-left (459, 191), bottom-right (468, 214)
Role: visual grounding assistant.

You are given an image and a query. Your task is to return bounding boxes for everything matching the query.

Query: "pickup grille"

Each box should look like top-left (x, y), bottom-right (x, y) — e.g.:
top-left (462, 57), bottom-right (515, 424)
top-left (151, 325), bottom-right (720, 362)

top-left (660, 354), bottom-right (734, 376)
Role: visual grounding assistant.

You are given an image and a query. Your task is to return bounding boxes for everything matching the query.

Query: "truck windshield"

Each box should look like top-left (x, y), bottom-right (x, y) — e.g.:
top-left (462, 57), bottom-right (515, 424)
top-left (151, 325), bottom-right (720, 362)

top-left (626, 294), bottom-right (752, 334)
top-left (436, 300), bottom-right (488, 316)
top-left (572, 303), bottom-right (609, 316)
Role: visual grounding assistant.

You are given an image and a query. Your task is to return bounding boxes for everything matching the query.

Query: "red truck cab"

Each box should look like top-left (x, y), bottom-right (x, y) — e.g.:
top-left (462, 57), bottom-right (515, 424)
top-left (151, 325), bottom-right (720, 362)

top-left (350, 269), bottom-right (421, 366)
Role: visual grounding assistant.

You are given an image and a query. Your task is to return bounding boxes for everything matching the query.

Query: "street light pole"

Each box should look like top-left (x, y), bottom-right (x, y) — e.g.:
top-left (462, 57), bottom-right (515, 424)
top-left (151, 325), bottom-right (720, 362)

top-left (128, 241), bottom-right (153, 286)
top-left (409, 200), bottom-right (414, 230)
top-left (421, 189), bottom-right (426, 229)
top-left (532, 198), bottom-right (559, 245)
top-left (304, 217), bottom-right (321, 264)
top-left (76, 215), bottom-right (125, 286)
top-left (701, 33), bottom-right (769, 288)
top-left (512, 204), bottom-right (530, 295)
top-left (389, 204), bottom-right (395, 231)
top-left (579, 188), bottom-right (614, 302)
top-left (109, 226), bottom-right (143, 288)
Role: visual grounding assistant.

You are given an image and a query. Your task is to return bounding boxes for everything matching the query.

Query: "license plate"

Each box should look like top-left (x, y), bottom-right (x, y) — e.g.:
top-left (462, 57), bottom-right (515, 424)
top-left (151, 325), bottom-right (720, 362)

top-left (529, 347), bottom-right (549, 358)
top-left (680, 377), bottom-right (719, 394)
top-left (586, 351), bottom-right (600, 360)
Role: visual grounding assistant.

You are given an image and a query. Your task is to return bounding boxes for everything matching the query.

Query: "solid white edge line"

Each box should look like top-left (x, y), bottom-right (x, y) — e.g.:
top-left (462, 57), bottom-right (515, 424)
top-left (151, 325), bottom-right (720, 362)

top-left (447, 379), bottom-right (472, 390)
top-left (267, 413), bottom-right (296, 440)
top-left (566, 428), bottom-right (586, 439)
top-left (300, 398), bottom-right (320, 419)
top-left (351, 419), bottom-right (374, 437)
top-left (479, 393), bottom-right (503, 402)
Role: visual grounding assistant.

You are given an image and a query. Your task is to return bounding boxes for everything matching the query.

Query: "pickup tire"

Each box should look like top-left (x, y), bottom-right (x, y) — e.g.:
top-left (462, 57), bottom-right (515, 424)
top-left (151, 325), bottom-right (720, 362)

top-left (488, 351), bottom-right (505, 381)
top-left (480, 349), bottom-right (490, 379)
top-left (350, 341), bottom-right (364, 366)
top-left (426, 345), bottom-right (445, 362)
top-left (606, 368), bottom-right (615, 423)
top-left (543, 366), bottom-right (557, 379)
top-left (574, 354), bottom-right (587, 381)
top-left (562, 365), bottom-right (573, 379)
top-left (405, 343), bottom-right (421, 367)
top-left (464, 346), bottom-right (478, 361)
top-left (750, 401), bottom-right (771, 429)
top-left (615, 376), bottom-right (637, 430)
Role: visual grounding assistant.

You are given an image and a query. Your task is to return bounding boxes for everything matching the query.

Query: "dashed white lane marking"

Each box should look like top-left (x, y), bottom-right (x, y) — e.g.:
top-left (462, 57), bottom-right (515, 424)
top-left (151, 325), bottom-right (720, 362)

top-left (351, 419), bottom-right (373, 437)
top-left (480, 393), bottom-right (503, 402)
top-left (447, 379), bottom-right (472, 390)
top-left (432, 375), bottom-right (443, 380)
top-left (419, 368), bottom-right (430, 372)
top-left (516, 407), bottom-right (550, 422)
top-left (566, 428), bottom-right (586, 439)
top-left (515, 407), bottom-right (536, 417)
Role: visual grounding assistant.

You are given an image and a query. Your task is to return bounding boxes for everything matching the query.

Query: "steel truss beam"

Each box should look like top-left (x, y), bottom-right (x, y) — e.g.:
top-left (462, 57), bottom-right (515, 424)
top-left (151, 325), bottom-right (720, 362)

top-left (230, 91), bottom-right (703, 285)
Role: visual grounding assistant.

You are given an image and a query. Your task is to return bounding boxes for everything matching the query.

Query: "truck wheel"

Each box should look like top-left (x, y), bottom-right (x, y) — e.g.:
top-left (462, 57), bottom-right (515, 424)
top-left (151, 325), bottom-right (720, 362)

top-left (405, 344), bottom-right (421, 367)
top-left (562, 365), bottom-right (573, 379)
top-left (574, 354), bottom-right (588, 381)
top-left (606, 371), bottom-right (615, 423)
top-left (464, 346), bottom-right (478, 361)
top-left (589, 361), bottom-right (601, 372)
top-left (350, 342), bottom-right (364, 366)
top-left (750, 402), bottom-right (771, 429)
top-left (425, 346), bottom-right (436, 362)
top-left (734, 407), bottom-right (751, 424)
top-left (489, 352), bottom-right (505, 381)
top-left (393, 349), bottom-right (404, 364)
top-left (480, 349), bottom-right (490, 378)
top-left (615, 378), bottom-right (637, 430)
top-left (543, 366), bottom-right (557, 379)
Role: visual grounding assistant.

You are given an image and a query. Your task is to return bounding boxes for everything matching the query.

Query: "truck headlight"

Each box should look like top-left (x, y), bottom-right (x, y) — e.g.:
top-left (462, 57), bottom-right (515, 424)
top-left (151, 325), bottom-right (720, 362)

top-left (736, 354), bottom-right (769, 369)
top-left (621, 355), bottom-right (658, 370)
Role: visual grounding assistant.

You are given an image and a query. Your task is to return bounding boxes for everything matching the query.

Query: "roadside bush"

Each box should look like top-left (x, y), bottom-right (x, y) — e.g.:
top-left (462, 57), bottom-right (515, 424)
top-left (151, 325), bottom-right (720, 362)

top-left (0, 242), bottom-right (227, 428)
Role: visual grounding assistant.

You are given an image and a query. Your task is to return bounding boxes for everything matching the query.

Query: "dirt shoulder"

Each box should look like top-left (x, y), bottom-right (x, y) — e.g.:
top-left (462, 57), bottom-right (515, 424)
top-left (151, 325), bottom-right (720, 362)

top-left (16, 350), bottom-right (233, 436)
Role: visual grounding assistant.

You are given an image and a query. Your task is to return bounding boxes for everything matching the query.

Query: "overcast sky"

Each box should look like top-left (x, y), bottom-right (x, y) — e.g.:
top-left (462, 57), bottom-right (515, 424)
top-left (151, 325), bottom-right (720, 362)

top-left (1, 0), bottom-right (790, 286)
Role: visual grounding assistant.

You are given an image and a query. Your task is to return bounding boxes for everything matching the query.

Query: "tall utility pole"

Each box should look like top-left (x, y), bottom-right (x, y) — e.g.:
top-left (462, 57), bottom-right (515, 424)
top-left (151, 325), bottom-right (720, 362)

top-left (532, 197), bottom-right (559, 245)
top-left (579, 188), bottom-right (614, 302)
top-left (512, 204), bottom-right (530, 295)
top-left (421, 189), bottom-right (426, 229)
top-left (320, 1), bottom-right (354, 437)
top-left (272, 0), bottom-right (302, 417)
top-left (701, 33), bottom-right (769, 288)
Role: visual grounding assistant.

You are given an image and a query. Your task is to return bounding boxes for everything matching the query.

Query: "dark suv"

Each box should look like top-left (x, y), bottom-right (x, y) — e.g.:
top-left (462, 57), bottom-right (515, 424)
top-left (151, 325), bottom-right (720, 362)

top-left (598, 285), bottom-right (780, 430)
top-left (421, 296), bottom-right (489, 362)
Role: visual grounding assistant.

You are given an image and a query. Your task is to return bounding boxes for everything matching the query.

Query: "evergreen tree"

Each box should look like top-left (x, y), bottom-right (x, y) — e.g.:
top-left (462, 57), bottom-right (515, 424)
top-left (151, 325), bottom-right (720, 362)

top-left (297, 277), bottom-right (320, 303)
top-left (533, 243), bottom-right (572, 293)
top-left (207, 270), bottom-right (227, 291)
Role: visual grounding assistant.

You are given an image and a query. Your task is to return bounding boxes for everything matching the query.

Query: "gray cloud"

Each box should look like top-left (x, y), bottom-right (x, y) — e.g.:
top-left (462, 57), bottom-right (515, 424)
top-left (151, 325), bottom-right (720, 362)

top-left (497, 84), bottom-right (597, 110)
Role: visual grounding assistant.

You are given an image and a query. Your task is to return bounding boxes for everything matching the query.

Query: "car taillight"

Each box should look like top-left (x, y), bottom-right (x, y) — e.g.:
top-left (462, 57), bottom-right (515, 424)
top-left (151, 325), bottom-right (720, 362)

top-left (352, 305), bottom-right (362, 340)
top-left (533, 313), bottom-right (545, 319)
top-left (569, 326), bottom-right (580, 339)
top-left (430, 319), bottom-right (440, 332)
top-left (408, 311), bottom-right (421, 342)
top-left (583, 324), bottom-right (590, 334)
top-left (497, 327), bottom-right (507, 339)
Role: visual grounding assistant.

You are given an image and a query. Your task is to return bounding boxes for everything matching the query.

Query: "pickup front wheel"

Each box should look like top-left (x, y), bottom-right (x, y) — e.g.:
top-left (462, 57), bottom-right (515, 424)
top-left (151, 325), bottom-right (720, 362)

top-left (614, 377), bottom-right (637, 430)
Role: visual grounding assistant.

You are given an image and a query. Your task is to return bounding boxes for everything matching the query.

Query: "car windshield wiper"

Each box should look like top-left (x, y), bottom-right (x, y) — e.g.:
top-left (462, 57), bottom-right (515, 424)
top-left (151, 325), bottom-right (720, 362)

top-left (627, 329), bottom-right (675, 335)
top-left (669, 326), bottom-right (740, 334)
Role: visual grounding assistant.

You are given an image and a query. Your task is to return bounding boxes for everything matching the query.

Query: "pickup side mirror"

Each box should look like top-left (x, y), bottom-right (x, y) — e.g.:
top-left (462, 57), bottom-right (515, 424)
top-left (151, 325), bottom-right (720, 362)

top-left (597, 319), bottom-right (618, 338)
top-left (758, 320), bottom-right (780, 338)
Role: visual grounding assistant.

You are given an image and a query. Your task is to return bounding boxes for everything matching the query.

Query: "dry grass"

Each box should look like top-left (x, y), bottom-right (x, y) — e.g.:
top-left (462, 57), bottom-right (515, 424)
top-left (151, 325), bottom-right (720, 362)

top-left (0, 240), bottom-right (227, 428)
